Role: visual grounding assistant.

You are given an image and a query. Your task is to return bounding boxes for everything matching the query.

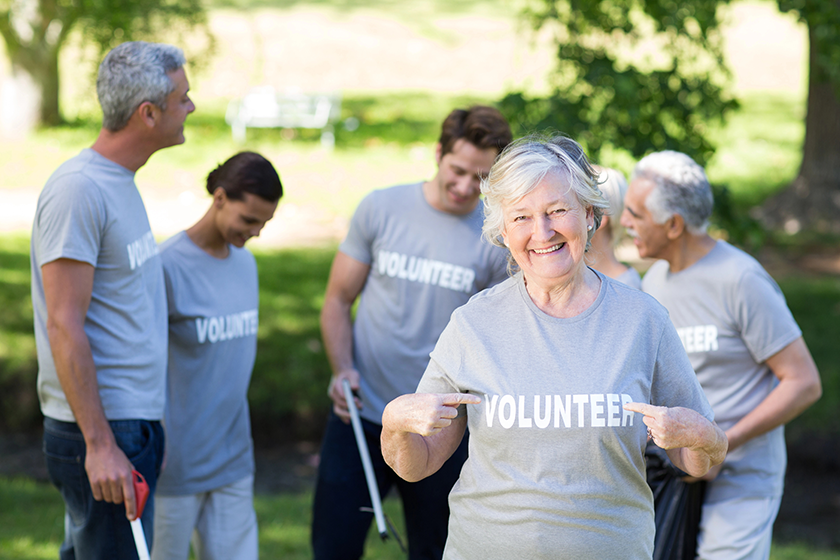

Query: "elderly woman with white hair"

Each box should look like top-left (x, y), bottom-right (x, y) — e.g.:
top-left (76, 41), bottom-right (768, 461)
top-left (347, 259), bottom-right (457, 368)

top-left (380, 135), bottom-right (728, 560)
top-left (621, 150), bottom-right (822, 560)
top-left (588, 165), bottom-right (642, 288)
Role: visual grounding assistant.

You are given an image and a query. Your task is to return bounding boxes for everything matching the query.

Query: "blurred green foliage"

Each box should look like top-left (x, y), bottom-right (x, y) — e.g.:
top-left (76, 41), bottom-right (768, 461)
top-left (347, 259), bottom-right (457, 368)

top-left (0, 236), bottom-right (39, 433)
top-left (778, 276), bottom-right (840, 436)
top-left (250, 246), bottom-right (334, 441)
top-left (778, 0), bottom-right (840, 88)
top-left (499, 0), bottom-right (739, 166)
top-left (0, 0), bottom-right (210, 125)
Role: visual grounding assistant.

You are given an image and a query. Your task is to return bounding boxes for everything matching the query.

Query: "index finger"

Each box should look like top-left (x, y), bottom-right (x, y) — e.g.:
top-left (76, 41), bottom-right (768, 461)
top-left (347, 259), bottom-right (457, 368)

top-left (441, 393), bottom-right (482, 406)
top-left (123, 477), bottom-right (136, 520)
top-left (622, 401), bottom-right (660, 417)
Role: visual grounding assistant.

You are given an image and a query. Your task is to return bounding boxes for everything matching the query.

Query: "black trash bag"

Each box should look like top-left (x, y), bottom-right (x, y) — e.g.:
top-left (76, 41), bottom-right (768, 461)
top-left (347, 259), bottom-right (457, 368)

top-left (645, 442), bottom-right (707, 560)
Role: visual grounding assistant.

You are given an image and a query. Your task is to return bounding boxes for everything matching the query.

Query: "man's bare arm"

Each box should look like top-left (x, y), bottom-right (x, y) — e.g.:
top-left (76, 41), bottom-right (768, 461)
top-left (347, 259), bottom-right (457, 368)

top-left (320, 251), bottom-right (370, 422)
top-left (724, 337), bottom-right (821, 453)
top-left (42, 258), bottom-right (137, 519)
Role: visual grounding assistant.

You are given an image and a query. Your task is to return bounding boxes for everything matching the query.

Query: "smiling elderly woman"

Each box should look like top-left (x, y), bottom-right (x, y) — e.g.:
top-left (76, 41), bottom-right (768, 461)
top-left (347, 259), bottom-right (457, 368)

top-left (380, 135), bottom-right (728, 560)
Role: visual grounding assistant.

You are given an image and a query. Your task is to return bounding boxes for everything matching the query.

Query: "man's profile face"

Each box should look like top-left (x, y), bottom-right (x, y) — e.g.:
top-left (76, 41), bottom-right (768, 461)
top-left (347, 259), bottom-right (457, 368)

top-left (154, 67), bottom-right (195, 148)
top-left (428, 138), bottom-right (498, 216)
top-left (620, 177), bottom-right (670, 260)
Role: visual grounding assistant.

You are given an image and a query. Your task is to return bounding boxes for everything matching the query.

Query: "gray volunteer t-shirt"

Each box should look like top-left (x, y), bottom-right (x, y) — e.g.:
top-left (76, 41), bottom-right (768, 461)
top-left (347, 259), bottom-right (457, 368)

top-left (339, 182), bottom-right (508, 424)
top-left (156, 232), bottom-right (258, 496)
top-left (642, 240), bottom-right (801, 503)
top-left (31, 148), bottom-right (167, 422)
top-left (616, 265), bottom-right (642, 290)
top-left (417, 271), bottom-right (714, 560)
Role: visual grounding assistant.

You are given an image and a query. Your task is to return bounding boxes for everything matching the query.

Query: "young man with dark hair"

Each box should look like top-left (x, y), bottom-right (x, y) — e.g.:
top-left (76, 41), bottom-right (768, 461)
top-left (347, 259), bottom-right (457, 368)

top-left (312, 106), bottom-right (512, 560)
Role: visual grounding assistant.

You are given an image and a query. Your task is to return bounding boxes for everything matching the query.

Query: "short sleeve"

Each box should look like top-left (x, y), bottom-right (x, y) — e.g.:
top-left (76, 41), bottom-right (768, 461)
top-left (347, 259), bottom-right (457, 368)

top-left (338, 192), bottom-right (379, 266)
top-left (733, 270), bottom-right (802, 363)
top-left (35, 175), bottom-right (104, 267)
top-left (651, 320), bottom-right (715, 422)
top-left (486, 249), bottom-right (510, 288)
top-left (417, 319), bottom-right (463, 394)
top-left (159, 238), bottom-right (181, 320)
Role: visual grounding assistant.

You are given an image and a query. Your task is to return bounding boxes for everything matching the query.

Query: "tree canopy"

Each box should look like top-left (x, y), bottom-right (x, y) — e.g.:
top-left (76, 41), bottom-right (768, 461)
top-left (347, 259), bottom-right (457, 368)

top-left (502, 0), bottom-right (840, 236)
top-left (499, 0), bottom-right (738, 166)
top-left (0, 0), bottom-right (208, 126)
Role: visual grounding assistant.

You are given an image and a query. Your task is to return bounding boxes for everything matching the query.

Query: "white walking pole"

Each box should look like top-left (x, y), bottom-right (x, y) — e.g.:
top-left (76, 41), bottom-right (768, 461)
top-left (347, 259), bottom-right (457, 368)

top-left (130, 470), bottom-right (151, 560)
top-left (130, 518), bottom-right (151, 560)
top-left (342, 379), bottom-right (388, 540)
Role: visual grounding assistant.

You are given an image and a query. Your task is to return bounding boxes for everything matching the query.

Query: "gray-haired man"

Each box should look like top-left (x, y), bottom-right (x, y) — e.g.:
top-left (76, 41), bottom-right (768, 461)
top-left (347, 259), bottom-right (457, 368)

top-left (621, 151), bottom-right (821, 560)
top-left (30, 41), bottom-right (195, 559)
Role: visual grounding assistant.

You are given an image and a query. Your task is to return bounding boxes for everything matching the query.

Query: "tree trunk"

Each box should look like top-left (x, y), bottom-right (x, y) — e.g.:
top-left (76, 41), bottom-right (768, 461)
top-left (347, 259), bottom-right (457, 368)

top-left (34, 48), bottom-right (61, 126)
top-left (8, 46), bottom-right (62, 127)
top-left (759, 25), bottom-right (840, 235)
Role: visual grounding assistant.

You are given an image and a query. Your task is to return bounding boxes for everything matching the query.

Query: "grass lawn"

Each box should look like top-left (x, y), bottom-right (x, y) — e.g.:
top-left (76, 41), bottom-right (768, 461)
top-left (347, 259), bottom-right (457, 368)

top-left (1, 476), bottom-right (837, 560)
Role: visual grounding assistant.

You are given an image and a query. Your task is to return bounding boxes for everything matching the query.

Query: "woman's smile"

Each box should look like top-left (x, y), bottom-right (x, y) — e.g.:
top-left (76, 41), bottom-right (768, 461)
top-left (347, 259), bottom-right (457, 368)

top-left (532, 242), bottom-right (565, 255)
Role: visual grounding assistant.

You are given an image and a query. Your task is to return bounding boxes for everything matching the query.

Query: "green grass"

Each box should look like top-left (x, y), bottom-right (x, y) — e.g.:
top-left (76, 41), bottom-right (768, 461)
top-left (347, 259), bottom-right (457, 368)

top-left (0, 476), bottom-right (835, 559)
top-left (249, 245), bottom-right (334, 440)
top-left (0, 87), bottom-right (805, 234)
top-left (705, 90), bottom-right (805, 209)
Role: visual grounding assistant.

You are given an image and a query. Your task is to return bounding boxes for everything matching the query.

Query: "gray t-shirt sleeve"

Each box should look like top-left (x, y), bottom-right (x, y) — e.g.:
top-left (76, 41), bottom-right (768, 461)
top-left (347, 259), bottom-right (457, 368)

top-left (615, 266), bottom-right (642, 290)
top-left (417, 319), bottom-right (468, 415)
top-left (338, 191), bottom-right (378, 265)
top-left (36, 175), bottom-right (104, 267)
top-left (733, 270), bottom-right (801, 363)
top-left (651, 318), bottom-right (715, 422)
top-left (487, 251), bottom-right (510, 288)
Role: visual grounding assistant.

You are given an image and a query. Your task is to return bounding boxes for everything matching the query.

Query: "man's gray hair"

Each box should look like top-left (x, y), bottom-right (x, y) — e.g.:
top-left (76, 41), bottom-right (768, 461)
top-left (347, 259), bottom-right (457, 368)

top-left (97, 41), bottom-right (186, 132)
top-left (631, 151), bottom-right (713, 235)
top-left (481, 134), bottom-right (609, 270)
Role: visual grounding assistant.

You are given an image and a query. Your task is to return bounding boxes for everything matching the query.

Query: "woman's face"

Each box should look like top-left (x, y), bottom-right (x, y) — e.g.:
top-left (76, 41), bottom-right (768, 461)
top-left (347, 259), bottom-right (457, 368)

top-left (501, 174), bottom-right (593, 288)
top-left (214, 190), bottom-right (278, 248)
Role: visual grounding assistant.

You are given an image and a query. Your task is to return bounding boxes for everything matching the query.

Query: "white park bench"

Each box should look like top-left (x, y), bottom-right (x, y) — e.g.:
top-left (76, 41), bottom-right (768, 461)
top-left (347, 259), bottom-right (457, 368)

top-left (225, 87), bottom-right (343, 147)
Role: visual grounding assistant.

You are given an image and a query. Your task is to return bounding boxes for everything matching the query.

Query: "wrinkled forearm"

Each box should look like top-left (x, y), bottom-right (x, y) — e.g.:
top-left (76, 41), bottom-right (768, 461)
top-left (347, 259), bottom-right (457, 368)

top-left (381, 397), bottom-right (466, 482)
top-left (381, 426), bottom-right (433, 482)
top-left (668, 421), bottom-right (728, 477)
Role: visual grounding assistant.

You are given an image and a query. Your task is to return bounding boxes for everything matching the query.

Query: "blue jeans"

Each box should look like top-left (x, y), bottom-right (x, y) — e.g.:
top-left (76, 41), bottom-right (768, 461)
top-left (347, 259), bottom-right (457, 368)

top-left (311, 411), bottom-right (468, 560)
top-left (43, 418), bottom-right (165, 560)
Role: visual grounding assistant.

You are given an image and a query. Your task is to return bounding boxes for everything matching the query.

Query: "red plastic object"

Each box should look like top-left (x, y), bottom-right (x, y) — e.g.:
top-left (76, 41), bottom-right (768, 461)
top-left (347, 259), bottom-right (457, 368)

top-left (132, 470), bottom-right (150, 518)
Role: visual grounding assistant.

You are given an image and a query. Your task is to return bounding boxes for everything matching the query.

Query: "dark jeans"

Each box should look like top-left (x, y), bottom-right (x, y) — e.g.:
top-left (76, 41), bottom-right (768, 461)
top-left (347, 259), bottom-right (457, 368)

top-left (43, 417), bottom-right (165, 560)
top-left (312, 411), bottom-right (468, 560)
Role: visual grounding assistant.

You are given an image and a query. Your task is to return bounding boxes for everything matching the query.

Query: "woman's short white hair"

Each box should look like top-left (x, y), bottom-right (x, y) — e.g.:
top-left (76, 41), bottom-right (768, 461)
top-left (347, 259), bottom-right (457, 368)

top-left (631, 151), bottom-right (713, 235)
top-left (481, 134), bottom-right (609, 269)
top-left (592, 165), bottom-right (628, 247)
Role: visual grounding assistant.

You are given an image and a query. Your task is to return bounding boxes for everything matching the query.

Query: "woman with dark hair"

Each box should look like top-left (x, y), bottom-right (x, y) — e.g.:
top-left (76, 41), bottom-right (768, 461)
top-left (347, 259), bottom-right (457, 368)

top-left (152, 152), bottom-right (282, 560)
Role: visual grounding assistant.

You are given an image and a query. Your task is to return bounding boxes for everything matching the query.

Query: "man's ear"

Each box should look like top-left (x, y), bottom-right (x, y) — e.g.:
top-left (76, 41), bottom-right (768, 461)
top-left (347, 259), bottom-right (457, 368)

top-left (135, 101), bottom-right (157, 129)
top-left (434, 142), bottom-right (442, 166)
top-left (666, 213), bottom-right (686, 240)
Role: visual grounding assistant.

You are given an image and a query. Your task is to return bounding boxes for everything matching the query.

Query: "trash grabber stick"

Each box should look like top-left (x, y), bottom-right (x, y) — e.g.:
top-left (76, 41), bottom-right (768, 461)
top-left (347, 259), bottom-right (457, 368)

top-left (129, 470), bottom-right (151, 560)
top-left (341, 378), bottom-right (388, 540)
